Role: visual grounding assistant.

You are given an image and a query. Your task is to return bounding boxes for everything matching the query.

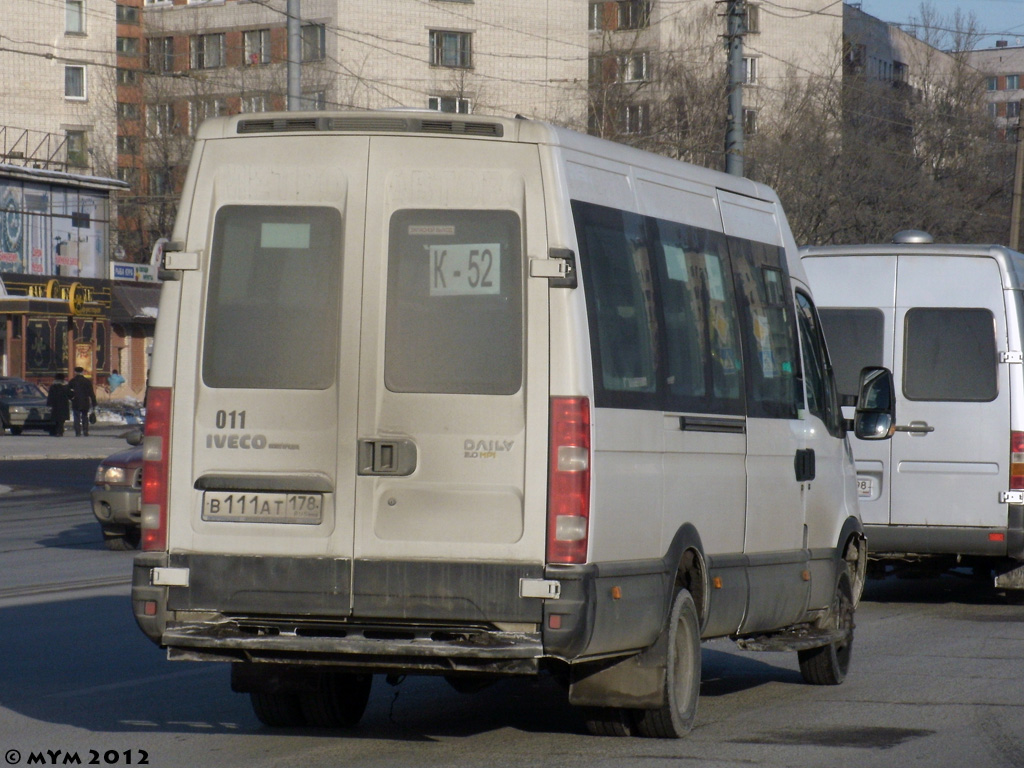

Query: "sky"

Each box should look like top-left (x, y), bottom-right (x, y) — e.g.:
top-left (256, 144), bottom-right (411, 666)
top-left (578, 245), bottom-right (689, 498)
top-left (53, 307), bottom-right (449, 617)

top-left (855, 0), bottom-right (1024, 50)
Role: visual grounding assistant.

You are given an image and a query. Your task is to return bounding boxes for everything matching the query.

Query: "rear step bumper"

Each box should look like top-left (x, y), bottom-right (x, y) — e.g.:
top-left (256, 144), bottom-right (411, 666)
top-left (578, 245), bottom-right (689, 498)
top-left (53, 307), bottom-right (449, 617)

top-left (161, 620), bottom-right (543, 674)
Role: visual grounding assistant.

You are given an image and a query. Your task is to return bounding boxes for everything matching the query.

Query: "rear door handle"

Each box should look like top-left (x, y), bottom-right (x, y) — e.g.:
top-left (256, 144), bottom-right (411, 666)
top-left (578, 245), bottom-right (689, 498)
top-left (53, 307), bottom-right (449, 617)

top-left (357, 439), bottom-right (417, 476)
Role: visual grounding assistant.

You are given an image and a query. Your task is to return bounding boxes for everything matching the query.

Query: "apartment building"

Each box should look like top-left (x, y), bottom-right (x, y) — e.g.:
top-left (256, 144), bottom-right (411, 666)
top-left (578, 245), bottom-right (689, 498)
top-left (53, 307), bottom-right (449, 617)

top-left (968, 42), bottom-right (1024, 139)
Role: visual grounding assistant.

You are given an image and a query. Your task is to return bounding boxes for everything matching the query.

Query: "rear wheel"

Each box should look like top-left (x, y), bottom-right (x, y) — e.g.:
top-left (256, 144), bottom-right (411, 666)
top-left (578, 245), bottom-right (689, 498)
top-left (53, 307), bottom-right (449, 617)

top-left (798, 571), bottom-right (854, 685)
top-left (583, 707), bottom-right (636, 737)
top-left (102, 527), bottom-right (140, 551)
top-left (250, 691), bottom-right (305, 727)
top-left (633, 588), bottom-right (701, 738)
top-left (299, 672), bottom-right (373, 728)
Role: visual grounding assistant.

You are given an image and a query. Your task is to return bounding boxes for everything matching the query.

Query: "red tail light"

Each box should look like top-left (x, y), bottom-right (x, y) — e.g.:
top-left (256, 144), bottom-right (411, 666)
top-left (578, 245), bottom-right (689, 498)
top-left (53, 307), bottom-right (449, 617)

top-left (547, 397), bottom-right (591, 564)
top-left (1011, 431), bottom-right (1024, 491)
top-left (141, 387), bottom-right (172, 551)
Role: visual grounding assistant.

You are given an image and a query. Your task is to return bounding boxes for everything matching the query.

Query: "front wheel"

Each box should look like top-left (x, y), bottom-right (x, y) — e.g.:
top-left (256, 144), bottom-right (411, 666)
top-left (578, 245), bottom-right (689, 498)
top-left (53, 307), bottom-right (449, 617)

top-left (633, 588), bottom-right (701, 738)
top-left (798, 571), bottom-right (854, 685)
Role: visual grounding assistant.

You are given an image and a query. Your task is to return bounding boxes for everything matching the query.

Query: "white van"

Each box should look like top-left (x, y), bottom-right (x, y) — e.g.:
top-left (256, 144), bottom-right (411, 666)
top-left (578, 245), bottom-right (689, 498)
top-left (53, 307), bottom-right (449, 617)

top-left (132, 111), bottom-right (892, 738)
top-left (801, 231), bottom-right (1024, 590)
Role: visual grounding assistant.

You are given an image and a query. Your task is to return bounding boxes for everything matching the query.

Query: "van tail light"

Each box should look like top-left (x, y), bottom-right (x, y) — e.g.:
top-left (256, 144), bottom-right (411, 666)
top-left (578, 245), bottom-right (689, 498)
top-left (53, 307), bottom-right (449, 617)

top-left (141, 387), bottom-right (172, 552)
top-left (1011, 431), bottom-right (1024, 491)
top-left (547, 397), bottom-right (591, 565)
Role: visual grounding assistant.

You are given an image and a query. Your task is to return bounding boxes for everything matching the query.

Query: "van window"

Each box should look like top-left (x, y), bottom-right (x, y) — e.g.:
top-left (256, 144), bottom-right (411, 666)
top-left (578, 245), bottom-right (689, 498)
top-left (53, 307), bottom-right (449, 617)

top-left (203, 205), bottom-right (342, 389)
top-left (903, 307), bottom-right (997, 402)
top-left (385, 209), bottom-right (522, 395)
top-left (796, 292), bottom-right (843, 436)
top-left (728, 238), bottom-right (801, 419)
top-left (652, 219), bottom-right (743, 413)
top-left (573, 203), bottom-right (658, 404)
top-left (818, 308), bottom-right (884, 398)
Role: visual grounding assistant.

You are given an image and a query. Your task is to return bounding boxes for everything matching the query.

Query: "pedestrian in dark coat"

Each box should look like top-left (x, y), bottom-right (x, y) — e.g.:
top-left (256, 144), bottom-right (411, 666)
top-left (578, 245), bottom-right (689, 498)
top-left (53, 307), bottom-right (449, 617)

top-left (46, 372), bottom-right (71, 437)
top-left (68, 366), bottom-right (97, 436)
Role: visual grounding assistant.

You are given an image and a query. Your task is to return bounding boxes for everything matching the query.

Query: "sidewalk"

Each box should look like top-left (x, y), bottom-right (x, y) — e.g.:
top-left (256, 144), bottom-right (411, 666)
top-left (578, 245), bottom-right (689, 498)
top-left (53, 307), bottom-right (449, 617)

top-left (0, 423), bottom-right (140, 461)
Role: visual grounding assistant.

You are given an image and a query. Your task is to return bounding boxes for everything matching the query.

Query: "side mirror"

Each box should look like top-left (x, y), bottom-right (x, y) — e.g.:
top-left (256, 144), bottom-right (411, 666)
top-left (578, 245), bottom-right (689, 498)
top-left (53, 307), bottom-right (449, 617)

top-left (853, 366), bottom-right (895, 440)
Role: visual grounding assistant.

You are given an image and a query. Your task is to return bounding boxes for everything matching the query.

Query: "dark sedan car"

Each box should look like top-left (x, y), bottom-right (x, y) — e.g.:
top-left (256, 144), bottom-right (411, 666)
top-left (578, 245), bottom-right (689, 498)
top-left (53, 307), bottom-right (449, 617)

top-left (0, 377), bottom-right (60, 435)
top-left (91, 434), bottom-right (143, 550)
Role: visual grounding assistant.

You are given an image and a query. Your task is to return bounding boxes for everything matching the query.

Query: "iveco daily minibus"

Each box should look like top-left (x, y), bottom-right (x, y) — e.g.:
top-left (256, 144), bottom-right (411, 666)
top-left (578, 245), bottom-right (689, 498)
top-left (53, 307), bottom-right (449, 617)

top-left (132, 111), bottom-right (893, 737)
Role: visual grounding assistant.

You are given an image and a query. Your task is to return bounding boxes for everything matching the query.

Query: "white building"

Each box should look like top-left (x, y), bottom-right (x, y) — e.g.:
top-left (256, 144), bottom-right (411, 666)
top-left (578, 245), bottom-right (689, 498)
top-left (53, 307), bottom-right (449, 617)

top-left (968, 42), bottom-right (1024, 139)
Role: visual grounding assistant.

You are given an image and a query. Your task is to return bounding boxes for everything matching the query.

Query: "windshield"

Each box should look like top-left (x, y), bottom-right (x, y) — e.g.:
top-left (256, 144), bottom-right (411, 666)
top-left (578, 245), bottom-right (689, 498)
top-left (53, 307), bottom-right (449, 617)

top-left (0, 381), bottom-right (45, 399)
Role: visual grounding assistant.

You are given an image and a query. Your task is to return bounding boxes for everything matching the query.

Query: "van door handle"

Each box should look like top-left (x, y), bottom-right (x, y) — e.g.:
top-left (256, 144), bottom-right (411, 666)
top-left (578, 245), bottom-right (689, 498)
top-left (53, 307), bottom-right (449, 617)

top-left (894, 421), bottom-right (934, 435)
top-left (357, 439), bottom-right (417, 476)
top-left (795, 448), bottom-right (815, 482)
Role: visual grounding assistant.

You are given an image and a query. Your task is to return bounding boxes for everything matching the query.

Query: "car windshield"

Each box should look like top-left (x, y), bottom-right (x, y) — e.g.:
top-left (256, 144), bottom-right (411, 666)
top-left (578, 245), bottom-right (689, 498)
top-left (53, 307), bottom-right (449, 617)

top-left (0, 381), bottom-right (45, 398)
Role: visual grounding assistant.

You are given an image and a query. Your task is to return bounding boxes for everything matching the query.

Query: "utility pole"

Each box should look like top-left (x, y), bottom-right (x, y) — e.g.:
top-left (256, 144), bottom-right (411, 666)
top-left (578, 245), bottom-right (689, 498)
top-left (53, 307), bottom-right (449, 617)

top-left (724, 0), bottom-right (746, 177)
top-left (286, 0), bottom-right (302, 110)
top-left (1011, 101), bottom-right (1024, 251)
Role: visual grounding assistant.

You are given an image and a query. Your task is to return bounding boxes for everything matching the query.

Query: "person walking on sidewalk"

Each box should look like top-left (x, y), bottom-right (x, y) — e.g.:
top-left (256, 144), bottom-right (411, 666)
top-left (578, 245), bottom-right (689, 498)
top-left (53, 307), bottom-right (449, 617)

top-left (46, 372), bottom-right (72, 437)
top-left (68, 367), bottom-right (97, 436)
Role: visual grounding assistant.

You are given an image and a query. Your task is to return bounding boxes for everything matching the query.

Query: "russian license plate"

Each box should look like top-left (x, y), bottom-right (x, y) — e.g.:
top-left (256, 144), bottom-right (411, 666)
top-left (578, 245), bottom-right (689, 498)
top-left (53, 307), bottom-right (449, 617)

top-left (202, 491), bottom-right (323, 524)
top-left (857, 477), bottom-right (874, 498)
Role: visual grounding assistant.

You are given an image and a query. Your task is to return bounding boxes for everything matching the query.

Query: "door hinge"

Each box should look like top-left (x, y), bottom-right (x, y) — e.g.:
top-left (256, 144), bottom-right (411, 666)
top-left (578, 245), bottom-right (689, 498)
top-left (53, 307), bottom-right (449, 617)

top-left (1001, 351), bottom-right (1022, 364)
top-left (529, 248), bottom-right (577, 288)
top-left (1000, 490), bottom-right (1024, 504)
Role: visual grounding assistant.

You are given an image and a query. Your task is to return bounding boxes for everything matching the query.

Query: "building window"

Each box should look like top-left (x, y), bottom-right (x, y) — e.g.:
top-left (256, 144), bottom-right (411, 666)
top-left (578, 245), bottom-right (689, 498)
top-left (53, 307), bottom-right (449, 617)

top-left (66, 0), bottom-right (85, 33)
top-left (617, 1), bottom-right (650, 30)
top-left (304, 91), bottom-right (327, 110)
top-left (244, 29), bottom-right (271, 66)
top-left (743, 56), bottom-right (759, 85)
top-left (190, 98), bottom-right (227, 134)
top-left (301, 24), bottom-right (326, 62)
top-left (116, 3), bottom-right (139, 23)
top-left (149, 170), bottom-right (172, 197)
top-left (242, 94), bottom-right (267, 113)
top-left (148, 103), bottom-right (175, 136)
top-left (1009, 101), bottom-right (1021, 119)
top-left (744, 3), bottom-right (760, 33)
top-left (117, 37), bottom-right (139, 55)
top-left (744, 107), bottom-right (758, 135)
top-left (65, 65), bottom-right (86, 99)
top-left (989, 102), bottom-right (999, 119)
top-left (117, 135), bottom-right (138, 154)
top-left (66, 130), bottom-right (87, 166)
top-left (621, 103), bottom-right (649, 134)
top-left (118, 102), bottom-right (140, 120)
top-left (117, 167), bottom-right (138, 186)
top-left (191, 32), bottom-right (226, 69)
top-left (116, 67), bottom-right (138, 85)
top-left (618, 51), bottom-right (649, 82)
top-left (588, 2), bottom-right (603, 31)
top-left (148, 37), bottom-right (174, 73)
top-left (428, 95), bottom-right (472, 113)
top-left (1008, 74), bottom-right (1021, 90)
top-left (988, 76), bottom-right (999, 91)
top-left (430, 30), bottom-right (472, 68)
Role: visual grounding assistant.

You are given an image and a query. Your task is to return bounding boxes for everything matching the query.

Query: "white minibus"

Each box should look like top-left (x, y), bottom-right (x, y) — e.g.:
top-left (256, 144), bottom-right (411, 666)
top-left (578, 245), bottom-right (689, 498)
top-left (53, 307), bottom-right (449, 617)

top-left (802, 231), bottom-right (1024, 591)
top-left (132, 111), bottom-right (892, 737)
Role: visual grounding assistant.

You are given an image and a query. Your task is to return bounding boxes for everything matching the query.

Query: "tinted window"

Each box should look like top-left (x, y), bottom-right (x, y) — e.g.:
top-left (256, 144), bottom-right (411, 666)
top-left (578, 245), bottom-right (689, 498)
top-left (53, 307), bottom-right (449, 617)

top-left (818, 308), bottom-right (884, 398)
top-left (796, 292), bottom-right (843, 436)
top-left (573, 203), bottom-right (658, 406)
top-left (653, 219), bottom-right (743, 414)
top-left (385, 209), bottom-right (522, 395)
top-left (728, 238), bottom-right (801, 419)
top-left (203, 205), bottom-right (342, 389)
top-left (903, 307), bottom-right (997, 402)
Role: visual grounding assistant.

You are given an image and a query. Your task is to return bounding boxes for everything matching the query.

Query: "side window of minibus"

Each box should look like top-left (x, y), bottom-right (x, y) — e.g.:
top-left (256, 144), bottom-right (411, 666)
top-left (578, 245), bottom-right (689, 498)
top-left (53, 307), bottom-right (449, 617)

top-left (795, 291), bottom-right (843, 436)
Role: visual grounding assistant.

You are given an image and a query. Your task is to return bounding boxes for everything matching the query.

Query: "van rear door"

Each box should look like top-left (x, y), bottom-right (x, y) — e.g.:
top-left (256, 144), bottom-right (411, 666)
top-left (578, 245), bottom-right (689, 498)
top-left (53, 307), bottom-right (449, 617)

top-left (891, 255), bottom-right (1010, 529)
top-left (350, 135), bottom-right (549, 624)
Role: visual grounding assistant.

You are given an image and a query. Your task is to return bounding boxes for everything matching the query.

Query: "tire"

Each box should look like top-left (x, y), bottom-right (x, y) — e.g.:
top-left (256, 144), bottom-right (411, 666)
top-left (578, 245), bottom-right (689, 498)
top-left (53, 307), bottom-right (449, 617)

top-left (798, 571), bottom-right (854, 686)
top-left (299, 672), bottom-right (373, 728)
top-left (250, 691), bottom-right (306, 727)
top-left (102, 527), bottom-right (141, 551)
top-left (633, 589), bottom-right (701, 739)
top-left (9, 426), bottom-right (22, 436)
top-left (583, 707), bottom-right (636, 737)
